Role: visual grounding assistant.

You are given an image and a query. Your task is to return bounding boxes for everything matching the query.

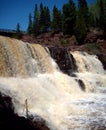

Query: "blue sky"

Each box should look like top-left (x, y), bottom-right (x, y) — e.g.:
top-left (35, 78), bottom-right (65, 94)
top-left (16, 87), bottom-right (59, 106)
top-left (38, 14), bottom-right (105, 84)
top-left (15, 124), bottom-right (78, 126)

top-left (0, 0), bottom-right (96, 31)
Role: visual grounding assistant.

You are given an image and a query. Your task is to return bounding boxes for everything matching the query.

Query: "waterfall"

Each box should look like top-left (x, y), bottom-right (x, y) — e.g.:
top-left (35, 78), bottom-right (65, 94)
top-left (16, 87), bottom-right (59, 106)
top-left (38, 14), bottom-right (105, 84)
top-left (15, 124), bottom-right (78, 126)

top-left (0, 36), bottom-right (53, 77)
top-left (0, 36), bottom-right (106, 130)
top-left (71, 51), bottom-right (105, 74)
top-left (72, 51), bottom-right (106, 92)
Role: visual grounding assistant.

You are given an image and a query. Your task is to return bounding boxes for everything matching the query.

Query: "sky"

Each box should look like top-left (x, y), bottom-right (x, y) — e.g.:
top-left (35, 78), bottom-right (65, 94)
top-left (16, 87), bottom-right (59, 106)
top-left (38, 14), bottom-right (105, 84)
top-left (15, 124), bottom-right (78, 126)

top-left (0, 0), bottom-right (96, 31)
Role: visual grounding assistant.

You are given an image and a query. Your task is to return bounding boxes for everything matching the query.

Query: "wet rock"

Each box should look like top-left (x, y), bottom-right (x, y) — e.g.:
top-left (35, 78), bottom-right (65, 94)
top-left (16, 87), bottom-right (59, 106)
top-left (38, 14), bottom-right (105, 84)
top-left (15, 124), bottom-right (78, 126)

top-left (0, 92), bottom-right (50, 130)
top-left (48, 47), bottom-right (78, 75)
top-left (28, 114), bottom-right (50, 130)
top-left (97, 54), bottom-right (106, 70)
top-left (75, 79), bottom-right (85, 91)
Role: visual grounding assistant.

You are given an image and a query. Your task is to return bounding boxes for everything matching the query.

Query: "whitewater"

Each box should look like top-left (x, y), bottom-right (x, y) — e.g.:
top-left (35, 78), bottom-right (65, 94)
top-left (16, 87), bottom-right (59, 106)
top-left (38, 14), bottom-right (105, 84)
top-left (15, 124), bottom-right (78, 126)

top-left (0, 36), bottom-right (106, 130)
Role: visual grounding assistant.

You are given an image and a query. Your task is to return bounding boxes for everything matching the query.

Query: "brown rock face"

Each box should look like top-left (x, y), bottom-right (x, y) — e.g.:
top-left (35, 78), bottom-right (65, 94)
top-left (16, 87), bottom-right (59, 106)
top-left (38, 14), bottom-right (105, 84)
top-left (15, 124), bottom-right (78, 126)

top-left (48, 47), bottom-right (77, 75)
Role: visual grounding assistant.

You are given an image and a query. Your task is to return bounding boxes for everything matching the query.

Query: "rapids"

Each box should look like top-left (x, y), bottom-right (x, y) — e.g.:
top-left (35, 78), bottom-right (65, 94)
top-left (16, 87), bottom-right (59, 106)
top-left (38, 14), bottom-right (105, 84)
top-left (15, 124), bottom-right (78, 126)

top-left (0, 36), bottom-right (106, 130)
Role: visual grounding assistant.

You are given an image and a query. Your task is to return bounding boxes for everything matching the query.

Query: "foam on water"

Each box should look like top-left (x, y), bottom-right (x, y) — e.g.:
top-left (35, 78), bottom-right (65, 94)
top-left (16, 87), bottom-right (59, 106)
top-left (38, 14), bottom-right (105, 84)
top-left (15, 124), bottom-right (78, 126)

top-left (0, 73), bottom-right (106, 130)
top-left (0, 36), bottom-right (106, 130)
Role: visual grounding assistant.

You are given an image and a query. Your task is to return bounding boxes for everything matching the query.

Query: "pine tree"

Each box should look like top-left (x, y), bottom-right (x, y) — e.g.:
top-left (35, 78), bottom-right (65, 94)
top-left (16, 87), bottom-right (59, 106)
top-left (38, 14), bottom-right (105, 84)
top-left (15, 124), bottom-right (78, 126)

top-left (75, 11), bottom-right (87, 44)
top-left (101, 1), bottom-right (106, 38)
top-left (97, 0), bottom-right (106, 38)
top-left (62, 0), bottom-right (76, 35)
top-left (33, 4), bottom-right (40, 35)
top-left (51, 5), bottom-right (62, 32)
top-left (39, 4), bottom-right (51, 33)
top-left (75, 0), bottom-right (88, 43)
top-left (99, 0), bottom-right (104, 29)
top-left (104, 1), bottom-right (106, 38)
top-left (78, 0), bottom-right (89, 26)
top-left (16, 23), bottom-right (21, 38)
top-left (46, 7), bottom-right (51, 31)
top-left (44, 6), bottom-right (51, 32)
top-left (89, 3), bottom-right (99, 27)
top-left (16, 23), bottom-right (21, 33)
top-left (27, 13), bottom-right (33, 34)
top-left (39, 3), bottom-right (45, 33)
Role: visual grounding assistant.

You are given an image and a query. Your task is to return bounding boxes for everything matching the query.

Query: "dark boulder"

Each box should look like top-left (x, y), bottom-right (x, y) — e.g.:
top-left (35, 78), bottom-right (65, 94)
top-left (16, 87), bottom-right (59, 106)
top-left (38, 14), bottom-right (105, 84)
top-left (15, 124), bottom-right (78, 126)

top-left (0, 92), bottom-right (50, 130)
top-left (48, 47), bottom-right (77, 75)
top-left (97, 54), bottom-right (106, 70)
top-left (75, 79), bottom-right (85, 91)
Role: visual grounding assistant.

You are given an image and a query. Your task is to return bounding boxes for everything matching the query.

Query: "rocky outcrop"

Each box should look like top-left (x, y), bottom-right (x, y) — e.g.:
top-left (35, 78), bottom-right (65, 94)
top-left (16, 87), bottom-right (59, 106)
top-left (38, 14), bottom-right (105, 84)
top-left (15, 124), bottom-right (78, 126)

top-left (97, 54), bottom-right (106, 70)
top-left (48, 47), bottom-right (77, 75)
top-left (75, 79), bottom-right (85, 91)
top-left (0, 92), bottom-right (50, 130)
top-left (84, 28), bottom-right (103, 43)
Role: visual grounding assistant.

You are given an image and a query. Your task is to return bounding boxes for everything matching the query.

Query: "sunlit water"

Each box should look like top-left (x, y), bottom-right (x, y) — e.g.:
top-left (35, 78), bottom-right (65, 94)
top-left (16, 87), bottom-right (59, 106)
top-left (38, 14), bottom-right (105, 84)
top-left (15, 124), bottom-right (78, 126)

top-left (0, 36), bottom-right (106, 130)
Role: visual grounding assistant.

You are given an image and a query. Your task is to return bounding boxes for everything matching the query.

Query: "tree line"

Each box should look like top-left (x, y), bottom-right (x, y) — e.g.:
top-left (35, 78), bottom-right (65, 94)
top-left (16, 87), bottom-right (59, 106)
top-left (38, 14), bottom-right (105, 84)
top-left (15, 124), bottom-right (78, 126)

top-left (17, 0), bottom-right (106, 43)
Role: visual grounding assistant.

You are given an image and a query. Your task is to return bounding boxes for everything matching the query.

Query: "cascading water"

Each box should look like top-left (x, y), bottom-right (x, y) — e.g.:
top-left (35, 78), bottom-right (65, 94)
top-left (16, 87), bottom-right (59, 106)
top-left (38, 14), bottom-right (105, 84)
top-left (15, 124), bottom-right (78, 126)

top-left (72, 51), bottom-right (106, 92)
top-left (0, 36), bottom-right (53, 77)
top-left (0, 36), bottom-right (106, 130)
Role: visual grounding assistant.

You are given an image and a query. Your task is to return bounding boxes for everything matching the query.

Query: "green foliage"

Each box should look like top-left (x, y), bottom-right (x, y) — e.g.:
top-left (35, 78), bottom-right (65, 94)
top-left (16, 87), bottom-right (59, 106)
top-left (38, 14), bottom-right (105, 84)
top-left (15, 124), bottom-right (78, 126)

top-left (27, 3), bottom-right (51, 35)
top-left (89, 4), bottom-right (99, 27)
top-left (75, 14), bottom-right (87, 44)
top-left (62, 0), bottom-right (76, 35)
top-left (16, 23), bottom-right (21, 33)
top-left (25, 0), bottom-right (106, 42)
top-left (33, 4), bottom-right (40, 35)
top-left (99, 0), bottom-right (104, 28)
top-left (85, 43), bottom-right (100, 54)
top-left (39, 4), bottom-right (46, 33)
top-left (51, 5), bottom-right (62, 32)
top-left (60, 38), bottom-right (69, 46)
top-left (104, 1), bottom-right (106, 38)
top-left (46, 7), bottom-right (51, 30)
top-left (78, 0), bottom-right (89, 26)
top-left (15, 23), bottom-right (21, 38)
top-left (75, 0), bottom-right (88, 44)
top-left (95, 0), bottom-right (106, 38)
top-left (39, 3), bottom-right (51, 33)
top-left (27, 13), bottom-right (33, 34)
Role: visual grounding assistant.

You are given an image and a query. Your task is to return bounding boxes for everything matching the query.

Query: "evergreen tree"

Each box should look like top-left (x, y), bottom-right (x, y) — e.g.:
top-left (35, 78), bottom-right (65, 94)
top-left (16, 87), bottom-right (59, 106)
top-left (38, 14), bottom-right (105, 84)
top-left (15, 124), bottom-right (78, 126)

top-left (78, 0), bottom-right (89, 26)
top-left (40, 2), bottom-right (43, 14)
top-left (39, 3), bottom-right (45, 33)
top-left (39, 4), bottom-right (51, 33)
top-left (75, 11), bottom-right (87, 44)
top-left (104, 1), bottom-right (106, 38)
top-left (96, 0), bottom-right (106, 38)
top-left (62, 0), bottom-right (76, 35)
top-left (16, 23), bottom-right (21, 33)
top-left (100, 0), bottom-right (106, 38)
top-left (16, 23), bottom-right (21, 38)
top-left (99, 0), bottom-right (104, 29)
top-left (51, 5), bottom-right (62, 32)
top-left (44, 6), bottom-right (51, 32)
top-left (33, 4), bottom-right (40, 35)
top-left (89, 3), bottom-right (99, 27)
top-left (45, 7), bottom-right (51, 31)
top-left (75, 0), bottom-right (88, 43)
top-left (27, 13), bottom-right (33, 34)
